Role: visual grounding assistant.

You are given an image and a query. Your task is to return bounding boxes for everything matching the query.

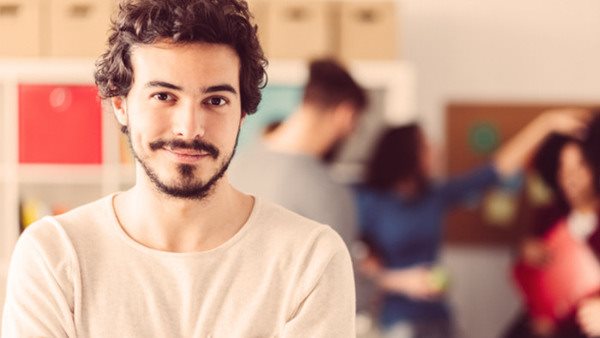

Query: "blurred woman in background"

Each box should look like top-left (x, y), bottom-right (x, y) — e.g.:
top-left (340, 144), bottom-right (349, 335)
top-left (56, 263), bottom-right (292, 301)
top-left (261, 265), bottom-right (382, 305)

top-left (355, 109), bottom-right (591, 338)
top-left (504, 115), bottom-right (600, 338)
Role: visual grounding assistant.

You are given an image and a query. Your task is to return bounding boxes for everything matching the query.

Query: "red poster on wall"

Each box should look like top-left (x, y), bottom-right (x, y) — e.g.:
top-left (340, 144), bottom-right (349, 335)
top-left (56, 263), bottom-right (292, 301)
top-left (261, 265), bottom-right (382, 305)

top-left (19, 84), bottom-right (102, 164)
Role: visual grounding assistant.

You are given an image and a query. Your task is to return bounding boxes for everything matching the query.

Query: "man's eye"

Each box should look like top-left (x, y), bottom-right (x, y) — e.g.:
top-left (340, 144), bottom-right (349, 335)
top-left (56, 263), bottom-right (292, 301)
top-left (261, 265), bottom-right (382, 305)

top-left (206, 97), bottom-right (227, 106)
top-left (153, 93), bottom-right (172, 101)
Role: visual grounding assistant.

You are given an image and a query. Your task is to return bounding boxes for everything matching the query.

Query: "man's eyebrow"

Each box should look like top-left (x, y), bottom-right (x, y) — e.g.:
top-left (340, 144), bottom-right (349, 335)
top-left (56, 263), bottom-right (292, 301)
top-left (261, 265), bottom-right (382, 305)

top-left (203, 84), bottom-right (238, 95)
top-left (144, 81), bottom-right (183, 91)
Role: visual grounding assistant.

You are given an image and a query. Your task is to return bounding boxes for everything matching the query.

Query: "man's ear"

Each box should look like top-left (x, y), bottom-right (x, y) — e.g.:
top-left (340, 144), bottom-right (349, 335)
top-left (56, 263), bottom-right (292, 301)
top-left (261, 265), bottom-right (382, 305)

top-left (111, 96), bottom-right (128, 127)
top-left (333, 102), bottom-right (358, 134)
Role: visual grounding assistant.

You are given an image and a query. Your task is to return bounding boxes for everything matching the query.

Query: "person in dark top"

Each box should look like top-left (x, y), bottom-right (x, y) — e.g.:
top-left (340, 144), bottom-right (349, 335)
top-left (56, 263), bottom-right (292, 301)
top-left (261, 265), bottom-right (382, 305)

top-left (355, 109), bottom-right (592, 338)
top-left (576, 112), bottom-right (600, 338)
top-left (504, 114), bottom-right (600, 338)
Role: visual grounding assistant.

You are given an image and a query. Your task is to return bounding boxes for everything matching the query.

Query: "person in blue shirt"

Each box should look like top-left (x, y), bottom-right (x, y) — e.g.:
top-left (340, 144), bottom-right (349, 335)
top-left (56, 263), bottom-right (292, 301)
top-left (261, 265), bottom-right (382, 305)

top-left (355, 109), bottom-right (592, 338)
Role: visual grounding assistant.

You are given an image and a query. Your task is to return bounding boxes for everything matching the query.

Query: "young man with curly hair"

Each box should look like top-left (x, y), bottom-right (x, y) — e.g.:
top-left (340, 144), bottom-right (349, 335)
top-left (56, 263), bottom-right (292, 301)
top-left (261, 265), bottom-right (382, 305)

top-left (1, 0), bottom-right (355, 336)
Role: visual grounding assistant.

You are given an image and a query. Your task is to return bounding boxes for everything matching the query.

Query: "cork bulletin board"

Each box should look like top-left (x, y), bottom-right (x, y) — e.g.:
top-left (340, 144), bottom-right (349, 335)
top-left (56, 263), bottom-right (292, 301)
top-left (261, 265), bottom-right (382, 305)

top-left (444, 102), bottom-right (599, 246)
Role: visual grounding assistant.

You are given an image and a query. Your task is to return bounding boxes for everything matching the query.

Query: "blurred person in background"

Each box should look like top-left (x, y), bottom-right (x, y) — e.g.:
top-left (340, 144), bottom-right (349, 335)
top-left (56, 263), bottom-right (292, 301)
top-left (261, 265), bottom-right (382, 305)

top-left (229, 58), bottom-right (368, 247)
top-left (577, 113), bottom-right (600, 337)
top-left (355, 109), bottom-right (591, 338)
top-left (504, 114), bottom-right (600, 338)
top-left (229, 58), bottom-right (375, 335)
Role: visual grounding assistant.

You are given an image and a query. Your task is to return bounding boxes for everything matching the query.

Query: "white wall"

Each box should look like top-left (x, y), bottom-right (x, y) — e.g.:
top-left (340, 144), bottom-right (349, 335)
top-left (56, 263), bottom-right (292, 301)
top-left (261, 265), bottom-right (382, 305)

top-left (399, 1), bottom-right (600, 337)
top-left (400, 0), bottom-right (600, 143)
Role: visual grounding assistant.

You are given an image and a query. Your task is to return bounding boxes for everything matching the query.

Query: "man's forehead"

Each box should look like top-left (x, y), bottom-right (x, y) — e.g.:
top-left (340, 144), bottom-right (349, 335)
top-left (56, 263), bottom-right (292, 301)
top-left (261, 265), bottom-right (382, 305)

top-left (129, 41), bottom-right (241, 89)
top-left (130, 41), bottom-right (240, 67)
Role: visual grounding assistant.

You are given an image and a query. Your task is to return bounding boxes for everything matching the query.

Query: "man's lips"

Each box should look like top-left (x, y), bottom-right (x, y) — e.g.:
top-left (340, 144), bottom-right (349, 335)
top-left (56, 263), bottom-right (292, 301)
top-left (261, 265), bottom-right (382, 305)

top-left (165, 147), bottom-right (209, 157)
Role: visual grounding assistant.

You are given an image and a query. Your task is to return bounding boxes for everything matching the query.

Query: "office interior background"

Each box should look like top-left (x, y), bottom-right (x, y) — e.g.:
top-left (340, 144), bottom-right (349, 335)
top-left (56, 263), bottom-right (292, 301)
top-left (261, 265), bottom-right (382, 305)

top-left (1, 0), bottom-right (600, 337)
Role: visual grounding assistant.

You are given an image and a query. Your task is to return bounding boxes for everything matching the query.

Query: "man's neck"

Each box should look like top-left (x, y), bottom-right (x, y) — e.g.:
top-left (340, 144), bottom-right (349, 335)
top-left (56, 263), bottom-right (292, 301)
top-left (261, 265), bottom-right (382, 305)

top-left (114, 172), bottom-right (254, 253)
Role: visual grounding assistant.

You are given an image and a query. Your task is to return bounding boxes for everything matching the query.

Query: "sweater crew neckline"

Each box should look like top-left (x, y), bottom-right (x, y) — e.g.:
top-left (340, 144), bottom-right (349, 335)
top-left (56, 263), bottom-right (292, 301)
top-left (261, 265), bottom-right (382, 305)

top-left (105, 193), bottom-right (262, 258)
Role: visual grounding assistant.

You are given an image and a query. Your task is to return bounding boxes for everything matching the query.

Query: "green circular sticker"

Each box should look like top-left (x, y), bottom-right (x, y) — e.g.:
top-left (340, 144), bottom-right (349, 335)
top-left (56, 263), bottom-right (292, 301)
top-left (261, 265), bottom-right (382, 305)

top-left (468, 122), bottom-right (500, 154)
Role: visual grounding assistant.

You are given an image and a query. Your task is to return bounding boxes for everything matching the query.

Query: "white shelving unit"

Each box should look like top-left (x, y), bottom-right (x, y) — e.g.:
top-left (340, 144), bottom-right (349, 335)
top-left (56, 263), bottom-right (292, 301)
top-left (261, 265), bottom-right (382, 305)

top-left (0, 59), bottom-right (416, 319)
top-left (0, 60), bottom-right (135, 317)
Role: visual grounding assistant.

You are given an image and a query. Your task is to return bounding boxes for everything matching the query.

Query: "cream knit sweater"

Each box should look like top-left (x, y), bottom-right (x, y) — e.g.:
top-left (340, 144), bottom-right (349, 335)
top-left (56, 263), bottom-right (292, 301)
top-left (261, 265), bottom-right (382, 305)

top-left (2, 195), bottom-right (355, 337)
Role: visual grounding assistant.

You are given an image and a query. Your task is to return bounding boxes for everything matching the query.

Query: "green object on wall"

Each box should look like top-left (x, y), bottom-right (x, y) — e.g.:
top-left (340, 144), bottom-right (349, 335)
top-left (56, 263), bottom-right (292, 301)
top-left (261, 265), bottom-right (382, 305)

top-left (468, 122), bottom-right (500, 154)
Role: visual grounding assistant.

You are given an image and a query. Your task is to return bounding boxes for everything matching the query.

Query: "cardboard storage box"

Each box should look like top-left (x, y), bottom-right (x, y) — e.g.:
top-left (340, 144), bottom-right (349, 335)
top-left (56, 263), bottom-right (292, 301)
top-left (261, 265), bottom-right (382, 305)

top-left (19, 84), bottom-right (102, 164)
top-left (0, 0), bottom-right (42, 57)
top-left (264, 0), bottom-right (335, 59)
top-left (246, 0), bottom-right (270, 52)
top-left (48, 0), bottom-right (115, 57)
top-left (339, 1), bottom-right (398, 60)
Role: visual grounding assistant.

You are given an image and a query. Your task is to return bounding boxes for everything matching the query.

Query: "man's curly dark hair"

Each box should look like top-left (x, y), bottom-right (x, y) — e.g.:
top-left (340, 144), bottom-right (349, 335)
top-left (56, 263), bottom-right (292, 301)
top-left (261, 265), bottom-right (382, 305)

top-left (94, 0), bottom-right (268, 116)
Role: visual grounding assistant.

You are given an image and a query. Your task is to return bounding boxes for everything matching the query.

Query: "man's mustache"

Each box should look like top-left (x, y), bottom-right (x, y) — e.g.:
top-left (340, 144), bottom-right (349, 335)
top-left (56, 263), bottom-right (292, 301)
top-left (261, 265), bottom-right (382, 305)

top-left (149, 139), bottom-right (219, 159)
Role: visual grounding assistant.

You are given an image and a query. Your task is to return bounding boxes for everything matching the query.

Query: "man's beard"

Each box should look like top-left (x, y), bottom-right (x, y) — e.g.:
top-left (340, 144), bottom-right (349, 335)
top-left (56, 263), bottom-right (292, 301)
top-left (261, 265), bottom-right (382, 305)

top-left (127, 132), bottom-right (239, 200)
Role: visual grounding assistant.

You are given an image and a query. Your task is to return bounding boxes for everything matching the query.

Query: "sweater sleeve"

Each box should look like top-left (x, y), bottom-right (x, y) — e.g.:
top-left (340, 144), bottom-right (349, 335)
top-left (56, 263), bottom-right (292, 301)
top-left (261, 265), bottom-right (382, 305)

top-left (282, 234), bottom-right (356, 338)
top-left (2, 219), bottom-right (77, 337)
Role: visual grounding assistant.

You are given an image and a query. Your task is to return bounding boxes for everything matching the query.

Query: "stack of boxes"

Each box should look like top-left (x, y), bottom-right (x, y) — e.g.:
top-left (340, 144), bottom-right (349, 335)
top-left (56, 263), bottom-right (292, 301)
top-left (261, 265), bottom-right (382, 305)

top-left (249, 0), bottom-right (399, 61)
top-left (0, 0), bottom-right (399, 60)
top-left (0, 0), bottom-right (117, 58)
